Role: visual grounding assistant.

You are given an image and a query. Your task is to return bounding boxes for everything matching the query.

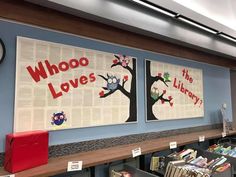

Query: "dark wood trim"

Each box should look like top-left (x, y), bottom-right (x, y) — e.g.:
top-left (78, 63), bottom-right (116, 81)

top-left (0, 1), bottom-right (236, 68)
top-left (0, 129), bottom-right (235, 177)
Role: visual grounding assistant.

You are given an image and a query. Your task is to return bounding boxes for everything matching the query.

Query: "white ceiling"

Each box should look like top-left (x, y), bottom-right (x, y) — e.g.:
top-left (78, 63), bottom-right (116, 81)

top-left (26, 0), bottom-right (236, 57)
top-left (174, 0), bottom-right (236, 31)
top-left (28, 0), bottom-right (236, 36)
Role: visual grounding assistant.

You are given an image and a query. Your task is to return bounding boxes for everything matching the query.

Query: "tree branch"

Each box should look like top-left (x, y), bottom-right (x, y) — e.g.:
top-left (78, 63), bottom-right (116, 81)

top-left (114, 55), bottom-right (120, 60)
top-left (100, 84), bottom-right (130, 98)
top-left (100, 90), bottom-right (116, 98)
top-left (111, 55), bottom-right (134, 74)
top-left (151, 76), bottom-right (168, 87)
top-left (124, 65), bottom-right (133, 74)
top-left (98, 74), bottom-right (108, 81)
top-left (122, 79), bottom-right (128, 87)
top-left (111, 62), bottom-right (133, 74)
top-left (111, 62), bottom-right (121, 68)
top-left (118, 84), bottom-right (130, 98)
top-left (153, 93), bottom-right (171, 104)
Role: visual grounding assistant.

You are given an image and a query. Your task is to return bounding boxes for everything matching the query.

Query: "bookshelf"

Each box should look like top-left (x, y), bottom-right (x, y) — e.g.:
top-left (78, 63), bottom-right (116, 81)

top-left (0, 129), bottom-right (235, 177)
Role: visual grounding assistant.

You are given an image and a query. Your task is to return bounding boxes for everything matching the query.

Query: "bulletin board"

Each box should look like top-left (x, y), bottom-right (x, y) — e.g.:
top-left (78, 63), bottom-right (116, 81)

top-left (14, 37), bottom-right (137, 132)
top-left (145, 59), bottom-right (204, 121)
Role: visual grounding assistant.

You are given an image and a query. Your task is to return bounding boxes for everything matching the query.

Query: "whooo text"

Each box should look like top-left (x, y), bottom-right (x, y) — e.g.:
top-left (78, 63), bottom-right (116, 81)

top-left (26, 57), bottom-right (96, 99)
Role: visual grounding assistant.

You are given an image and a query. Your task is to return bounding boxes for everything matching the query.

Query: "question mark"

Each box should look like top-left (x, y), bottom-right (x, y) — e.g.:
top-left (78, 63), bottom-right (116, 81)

top-left (199, 100), bottom-right (202, 107)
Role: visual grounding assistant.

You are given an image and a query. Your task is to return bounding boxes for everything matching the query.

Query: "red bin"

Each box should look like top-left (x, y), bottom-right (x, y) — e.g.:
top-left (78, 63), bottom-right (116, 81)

top-left (4, 130), bottom-right (49, 173)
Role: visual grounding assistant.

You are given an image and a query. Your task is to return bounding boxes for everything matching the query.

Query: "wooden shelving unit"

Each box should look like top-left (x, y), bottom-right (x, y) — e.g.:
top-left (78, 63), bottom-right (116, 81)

top-left (0, 129), bottom-right (235, 177)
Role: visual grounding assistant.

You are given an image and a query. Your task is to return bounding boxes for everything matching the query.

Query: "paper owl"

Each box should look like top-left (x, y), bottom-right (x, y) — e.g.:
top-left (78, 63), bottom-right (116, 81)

top-left (151, 87), bottom-right (159, 100)
top-left (107, 75), bottom-right (120, 91)
top-left (51, 111), bottom-right (67, 126)
top-left (163, 72), bottom-right (171, 82)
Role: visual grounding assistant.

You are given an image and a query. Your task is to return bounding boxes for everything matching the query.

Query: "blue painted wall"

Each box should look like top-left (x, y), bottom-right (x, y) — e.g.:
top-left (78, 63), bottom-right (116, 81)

top-left (0, 20), bottom-right (232, 152)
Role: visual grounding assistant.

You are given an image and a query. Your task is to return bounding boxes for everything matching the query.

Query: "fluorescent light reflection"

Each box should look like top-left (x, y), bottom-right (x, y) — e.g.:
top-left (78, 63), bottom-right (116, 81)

top-left (219, 33), bottom-right (236, 42)
top-left (131, 0), bottom-right (236, 43)
top-left (177, 16), bottom-right (218, 34)
top-left (132, 0), bottom-right (176, 17)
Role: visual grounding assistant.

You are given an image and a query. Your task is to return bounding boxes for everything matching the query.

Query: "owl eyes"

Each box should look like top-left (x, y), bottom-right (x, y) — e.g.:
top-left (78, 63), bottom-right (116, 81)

top-left (60, 115), bottom-right (64, 119)
top-left (108, 78), bottom-right (117, 83)
top-left (108, 78), bottom-right (112, 84)
top-left (112, 78), bottom-right (117, 83)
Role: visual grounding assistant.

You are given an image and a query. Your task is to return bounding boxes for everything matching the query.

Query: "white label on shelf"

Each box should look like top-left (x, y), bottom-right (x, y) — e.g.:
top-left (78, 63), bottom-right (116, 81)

top-left (169, 142), bottom-right (177, 149)
top-left (199, 135), bottom-right (205, 142)
top-left (0, 175), bottom-right (15, 177)
top-left (222, 132), bottom-right (227, 138)
top-left (67, 161), bottom-right (83, 172)
top-left (132, 147), bottom-right (142, 158)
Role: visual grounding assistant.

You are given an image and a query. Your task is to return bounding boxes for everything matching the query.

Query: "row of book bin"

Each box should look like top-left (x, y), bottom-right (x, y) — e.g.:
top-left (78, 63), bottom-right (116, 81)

top-left (4, 131), bottom-right (236, 177)
top-left (54, 137), bottom-right (236, 177)
top-left (110, 144), bottom-right (236, 177)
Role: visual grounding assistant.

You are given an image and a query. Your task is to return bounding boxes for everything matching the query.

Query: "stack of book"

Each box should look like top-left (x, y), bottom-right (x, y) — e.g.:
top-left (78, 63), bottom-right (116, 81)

top-left (168, 149), bottom-right (198, 162)
top-left (208, 144), bottom-right (236, 157)
top-left (164, 151), bottom-right (231, 177)
top-left (150, 149), bottom-right (197, 172)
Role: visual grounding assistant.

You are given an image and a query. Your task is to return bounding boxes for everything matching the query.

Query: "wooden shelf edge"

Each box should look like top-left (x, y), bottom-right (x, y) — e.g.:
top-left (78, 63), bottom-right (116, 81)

top-left (1, 129), bottom-right (235, 177)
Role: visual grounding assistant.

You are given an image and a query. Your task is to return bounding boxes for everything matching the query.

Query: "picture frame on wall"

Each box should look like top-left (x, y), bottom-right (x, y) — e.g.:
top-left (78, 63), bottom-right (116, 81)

top-left (14, 36), bottom-right (137, 132)
top-left (0, 38), bottom-right (6, 64)
top-left (145, 59), bottom-right (204, 121)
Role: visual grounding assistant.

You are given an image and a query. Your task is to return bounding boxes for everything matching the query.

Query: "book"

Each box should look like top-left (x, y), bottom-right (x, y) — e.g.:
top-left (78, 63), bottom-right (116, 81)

top-left (150, 156), bottom-right (159, 171)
